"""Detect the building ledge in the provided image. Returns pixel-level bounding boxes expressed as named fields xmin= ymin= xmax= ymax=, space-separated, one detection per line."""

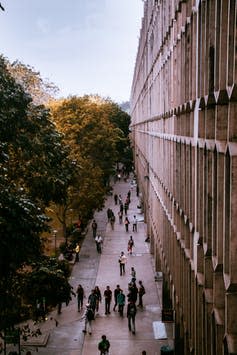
xmin=196 ymin=272 xmax=204 ymax=286
xmin=204 ymin=288 xmax=213 ymax=303
xmin=213 ymin=307 xmax=224 ymax=325
xmin=225 ymin=333 xmax=237 ymax=354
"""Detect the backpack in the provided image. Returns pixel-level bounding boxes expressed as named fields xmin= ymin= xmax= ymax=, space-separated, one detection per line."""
xmin=98 ymin=339 xmax=110 ymax=351
xmin=86 ymin=308 xmax=94 ymax=321
xmin=129 ymin=304 xmax=136 ymax=315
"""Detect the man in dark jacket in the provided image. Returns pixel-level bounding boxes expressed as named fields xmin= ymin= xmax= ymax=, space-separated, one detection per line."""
xmin=127 ymin=300 xmax=137 ymax=334
xmin=104 ymin=286 xmax=112 ymax=315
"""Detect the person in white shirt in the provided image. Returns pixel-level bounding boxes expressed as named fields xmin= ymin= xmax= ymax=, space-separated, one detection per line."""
xmin=132 ymin=215 xmax=138 ymax=232
xmin=118 ymin=251 xmax=127 ymax=276
xmin=95 ymin=235 xmax=103 ymax=253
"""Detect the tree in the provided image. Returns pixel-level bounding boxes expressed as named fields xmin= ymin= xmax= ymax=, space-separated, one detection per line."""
xmin=1 ymin=56 xmax=73 ymax=208
xmin=103 ymin=100 xmax=133 ymax=172
xmin=24 ymin=257 xmax=73 ymax=315
xmin=7 ymin=59 xmax=59 ymax=105
xmin=0 ymin=55 xmax=73 ymax=329
xmin=49 ymin=95 xmax=125 ymax=227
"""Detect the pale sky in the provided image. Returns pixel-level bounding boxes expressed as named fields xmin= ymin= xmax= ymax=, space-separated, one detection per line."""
xmin=0 ymin=0 xmax=144 ymax=103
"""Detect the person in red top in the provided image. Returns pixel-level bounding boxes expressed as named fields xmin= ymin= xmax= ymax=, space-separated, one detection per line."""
xmin=104 ymin=286 xmax=112 ymax=315
xmin=127 ymin=236 xmax=134 ymax=255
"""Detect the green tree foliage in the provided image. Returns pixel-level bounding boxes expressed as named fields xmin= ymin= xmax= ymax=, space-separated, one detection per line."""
xmin=102 ymin=100 xmax=133 ymax=171
xmin=0 ymin=55 xmax=73 ymax=329
xmin=0 ymin=54 xmax=133 ymax=329
xmin=24 ymin=258 xmax=73 ymax=312
xmin=49 ymin=95 xmax=128 ymax=225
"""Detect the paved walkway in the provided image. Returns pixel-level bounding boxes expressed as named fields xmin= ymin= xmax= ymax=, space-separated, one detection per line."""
xmin=17 ymin=177 xmax=173 ymax=355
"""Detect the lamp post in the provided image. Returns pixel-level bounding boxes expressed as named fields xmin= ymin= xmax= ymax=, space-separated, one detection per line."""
xmin=53 ymin=229 xmax=57 ymax=255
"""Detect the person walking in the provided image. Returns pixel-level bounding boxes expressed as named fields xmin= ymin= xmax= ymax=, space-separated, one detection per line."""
xmin=82 ymin=303 xmax=94 ymax=335
xmin=125 ymin=196 xmax=130 ymax=208
xmin=98 ymin=334 xmax=110 ymax=354
xmin=114 ymin=193 xmax=118 ymax=205
xmin=95 ymin=234 xmax=103 ymax=253
xmin=118 ymin=210 xmax=123 ymax=224
xmin=107 ymin=208 xmax=111 ymax=222
xmin=118 ymin=251 xmax=127 ymax=276
xmin=127 ymin=236 xmax=134 ymax=255
xmin=110 ymin=213 xmax=115 ymax=230
xmin=75 ymin=243 xmax=80 ymax=262
xmin=76 ymin=284 xmax=85 ymax=312
xmin=113 ymin=284 xmax=121 ymax=311
xmin=94 ymin=285 xmax=102 ymax=313
xmin=128 ymin=282 xmax=138 ymax=304
xmin=124 ymin=217 xmax=130 ymax=232
xmin=88 ymin=289 xmax=98 ymax=313
xmin=104 ymin=286 xmax=112 ymax=315
xmin=92 ymin=219 xmax=97 ymax=238
xmin=131 ymin=267 xmax=136 ymax=283
xmin=138 ymin=280 xmax=146 ymax=308
xmin=117 ymin=289 xmax=125 ymax=317
xmin=124 ymin=201 xmax=128 ymax=215
xmin=132 ymin=215 xmax=138 ymax=232
xmin=127 ymin=300 xmax=137 ymax=334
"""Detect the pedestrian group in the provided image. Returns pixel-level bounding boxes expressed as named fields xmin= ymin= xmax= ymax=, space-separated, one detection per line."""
xmin=77 ymin=180 xmax=146 ymax=353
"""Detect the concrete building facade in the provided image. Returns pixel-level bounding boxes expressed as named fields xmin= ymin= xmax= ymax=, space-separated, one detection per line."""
xmin=130 ymin=1 xmax=237 ymax=354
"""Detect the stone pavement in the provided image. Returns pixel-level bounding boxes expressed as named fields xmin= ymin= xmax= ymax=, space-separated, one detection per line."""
xmin=17 ymin=177 xmax=173 ymax=355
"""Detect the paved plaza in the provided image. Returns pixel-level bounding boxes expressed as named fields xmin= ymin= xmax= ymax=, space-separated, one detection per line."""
xmin=17 ymin=177 xmax=173 ymax=355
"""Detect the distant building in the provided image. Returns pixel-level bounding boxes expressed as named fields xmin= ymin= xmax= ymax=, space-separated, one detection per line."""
xmin=130 ymin=1 xmax=237 ymax=354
